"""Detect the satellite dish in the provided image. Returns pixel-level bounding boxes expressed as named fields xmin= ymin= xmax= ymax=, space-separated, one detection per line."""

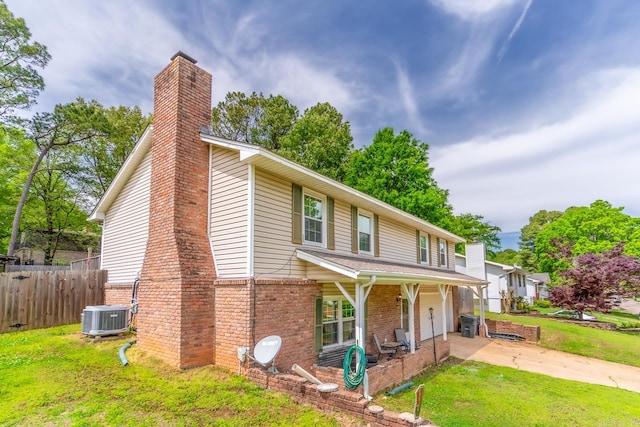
xmin=249 ymin=335 xmax=282 ymax=373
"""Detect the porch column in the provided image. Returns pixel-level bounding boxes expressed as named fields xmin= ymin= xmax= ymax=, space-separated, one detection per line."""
xmin=478 ymin=284 xmax=488 ymax=336
xmin=336 ymin=277 xmax=375 ymax=353
xmin=401 ymin=283 xmax=420 ymax=353
xmin=438 ymin=284 xmax=451 ymax=341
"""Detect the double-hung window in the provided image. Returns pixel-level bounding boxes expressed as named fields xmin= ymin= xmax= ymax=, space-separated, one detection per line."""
xmin=358 ymin=213 xmax=372 ymax=253
xmin=304 ymin=193 xmax=324 ymax=245
xmin=322 ymin=299 xmax=355 ymax=348
xmin=439 ymin=240 xmax=447 ymax=267
xmin=419 ymin=235 xmax=428 ymax=263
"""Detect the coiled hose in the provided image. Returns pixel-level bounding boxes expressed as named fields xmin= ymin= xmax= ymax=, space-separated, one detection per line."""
xmin=343 ymin=345 xmax=366 ymax=390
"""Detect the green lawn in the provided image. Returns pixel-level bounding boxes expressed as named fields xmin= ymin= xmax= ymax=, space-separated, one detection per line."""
xmin=0 ymin=325 xmax=347 ymax=426
xmin=485 ymin=311 xmax=640 ymax=367
xmin=376 ymin=358 xmax=640 ymax=427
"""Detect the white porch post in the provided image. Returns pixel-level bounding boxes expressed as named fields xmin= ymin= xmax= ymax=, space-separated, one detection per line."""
xmin=438 ymin=284 xmax=451 ymax=341
xmin=401 ymin=283 xmax=420 ymax=353
xmin=337 ymin=277 xmax=375 ymax=355
xmin=478 ymin=285 xmax=488 ymax=336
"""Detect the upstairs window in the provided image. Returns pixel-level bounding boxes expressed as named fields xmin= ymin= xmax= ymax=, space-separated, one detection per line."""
xmin=304 ymin=193 xmax=324 ymax=244
xmin=358 ymin=213 xmax=372 ymax=253
xmin=439 ymin=240 xmax=447 ymax=267
xmin=419 ymin=235 xmax=428 ymax=263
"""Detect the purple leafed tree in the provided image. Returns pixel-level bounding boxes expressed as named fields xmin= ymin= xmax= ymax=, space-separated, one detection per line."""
xmin=549 ymin=243 xmax=640 ymax=317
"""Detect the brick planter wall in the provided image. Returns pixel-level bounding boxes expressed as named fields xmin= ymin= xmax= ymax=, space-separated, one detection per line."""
xmin=485 ymin=319 xmax=540 ymax=342
xmin=247 ymin=369 xmax=436 ymax=426
xmin=313 ymin=336 xmax=449 ymax=396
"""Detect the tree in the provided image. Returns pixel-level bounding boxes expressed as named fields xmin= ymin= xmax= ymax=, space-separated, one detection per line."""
xmin=344 ymin=127 xmax=452 ymax=227
xmin=211 ymin=92 xmax=298 ymax=150
xmin=549 ymin=242 xmax=640 ymax=317
xmin=21 ymin=153 xmax=93 ymax=264
xmin=535 ymin=200 xmax=640 ymax=274
xmin=7 ymin=98 xmax=110 ymax=256
xmin=279 ymin=102 xmax=353 ymax=181
xmin=448 ymin=213 xmax=501 ymax=255
xmin=76 ymin=105 xmax=151 ymax=204
xmin=0 ymin=1 xmax=50 ymax=122
xmin=0 ymin=126 xmax=34 ymax=252
xmin=518 ymin=209 xmax=562 ymax=271
xmin=490 ymin=249 xmax=520 ymax=265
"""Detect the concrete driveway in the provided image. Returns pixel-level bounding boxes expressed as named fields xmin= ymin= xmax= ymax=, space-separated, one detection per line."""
xmin=448 ymin=333 xmax=640 ymax=393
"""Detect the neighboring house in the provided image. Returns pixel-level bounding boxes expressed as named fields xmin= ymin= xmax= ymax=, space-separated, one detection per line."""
xmin=456 ymin=251 xmax=532 ymax=313
xmin=13 ymin=230 xmax=100 ymax=266
xmin=529 ymin=272 xmax=551 ymax=300
xmin=89 ymin=52 xmax=487 ymax=392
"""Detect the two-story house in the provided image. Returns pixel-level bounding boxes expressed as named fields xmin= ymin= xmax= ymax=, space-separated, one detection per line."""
xmin=89 ymin=52 xmax=487 ymax=393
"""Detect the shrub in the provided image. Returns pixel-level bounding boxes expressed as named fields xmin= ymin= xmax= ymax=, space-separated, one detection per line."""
xmin=535 ymin=300 xmax=551 ymax=308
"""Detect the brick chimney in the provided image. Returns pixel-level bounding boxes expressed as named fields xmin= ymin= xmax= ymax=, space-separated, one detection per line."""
xmin=138 ymin=52 xmax=216 ymax=368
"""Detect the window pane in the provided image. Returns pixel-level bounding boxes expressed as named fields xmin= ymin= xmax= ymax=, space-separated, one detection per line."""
xmin=342 ymin=300 xmax=354 ymax=318
xmin=304 ymin=195 xmax=322 ymax=219
xmin=323 ymin=322 xmax=338 ymax=345
xmin=401 ymin=299 xmax=409 ymax=331
xmin=359 ymin=232 xmax=370 ymax=252
xmin=358 ymin=214 xmax=371 ymax=252
xmin=420 ymin=248 xmax=427 ymax=262
xmin=305 ymin=218 xmax=323 ymax=243
xmin=323 ymin=300 xmax=338 ymax=321
xmin=342 ymin=319 xmax=355 ymax=341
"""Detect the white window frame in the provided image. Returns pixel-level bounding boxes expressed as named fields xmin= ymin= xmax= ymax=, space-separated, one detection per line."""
xmin=322 ymin=297 xmax=356 ymax=350
xmin=439 ymin=240 xmax=447 ymax=267
xmin=419 ymin=234 xmax=428 ymax=264
xmin=302 ymin=190 xmax=326 ymax=247
xmin=357 ymin=209 xmax=374 ymax=254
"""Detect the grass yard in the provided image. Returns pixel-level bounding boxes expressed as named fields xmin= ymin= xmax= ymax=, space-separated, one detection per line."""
xmin=0 ymin=324 xmax=348 ymax=426
xmin=485 ymin=311 xmax=640 ymax=367
xmin=376 ymin=358 xmax=640 ymax=427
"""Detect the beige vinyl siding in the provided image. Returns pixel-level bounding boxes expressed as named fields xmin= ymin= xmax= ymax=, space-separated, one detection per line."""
xmin=210 ymin=147 xmax=249 ymax=277
xmin=322 ymin=282 xmax=356 ymax=297
xmin=333 ymin=200 xmax=352 ymax=253
xmin=377 ymin=217 xmax=416 ymax=263
xmin=101 ymin=149 xmax=152 ymax=284
xmin=254 ymin=170 xmax=306 ymax=277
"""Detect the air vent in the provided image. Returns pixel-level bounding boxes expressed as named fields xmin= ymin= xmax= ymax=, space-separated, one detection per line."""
xmin=81 ymin=305 xmax=129 ymax=336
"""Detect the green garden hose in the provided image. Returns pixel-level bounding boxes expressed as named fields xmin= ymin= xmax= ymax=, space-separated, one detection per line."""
xmin=343 ymin=345 xmax=366 ymax=390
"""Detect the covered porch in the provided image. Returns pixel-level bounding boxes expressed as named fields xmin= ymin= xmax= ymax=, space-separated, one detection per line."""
xmin=297 ymin=249 xmax=488 ymax=394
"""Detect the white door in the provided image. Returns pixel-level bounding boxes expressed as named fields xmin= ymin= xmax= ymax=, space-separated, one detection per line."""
xmin=419 ymin=292 xmax=453 ymax=340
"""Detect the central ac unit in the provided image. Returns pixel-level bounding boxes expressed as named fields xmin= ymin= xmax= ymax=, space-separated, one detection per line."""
xmin=81 ymin=305 xmax=129 ymax=336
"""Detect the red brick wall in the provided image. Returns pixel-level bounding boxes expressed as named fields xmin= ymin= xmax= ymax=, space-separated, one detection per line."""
xmin=138 ymin=53 xmax=216 ymax=368
xmin=247 ymin=369 xmax=435 ymax=426
xmin=213 ymin=279 xmax=253 ymax=370
xmin=215 ymin=278 xmax=322 ymax=374
xmin=104 ymin=284 xmax=131 ymax=306
xmin=485 ymin=319 xmax=540 ymax=342
xmin=252 ymin=279 xmax=321 ymax=373
xmin=367 ymin=286 xmax=421 ymax=353
xmin=314 ymin=336 xmax=449 ymax=395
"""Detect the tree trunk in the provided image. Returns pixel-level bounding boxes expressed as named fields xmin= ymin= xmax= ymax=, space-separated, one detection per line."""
xmin=7 ymin=146 xmax=50 ymax=256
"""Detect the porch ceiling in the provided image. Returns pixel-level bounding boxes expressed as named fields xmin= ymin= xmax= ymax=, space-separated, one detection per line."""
xmin=297 ymin=249 xmax=489 ymax=286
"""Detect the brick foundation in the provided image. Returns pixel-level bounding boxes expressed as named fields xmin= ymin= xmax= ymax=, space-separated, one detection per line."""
xmin=247 ymin=369 xmax=436 ymax=426
xmin=485 ymin=319 xmax=540 ymax=342
xmin=104 ymin=284 xmax=132 ymax=306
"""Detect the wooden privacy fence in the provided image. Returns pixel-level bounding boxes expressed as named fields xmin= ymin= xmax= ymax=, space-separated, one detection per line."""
xmin=0 ymin=270 xmax=106 ymax=334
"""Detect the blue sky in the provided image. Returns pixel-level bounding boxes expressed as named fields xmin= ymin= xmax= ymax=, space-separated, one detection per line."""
xmin=6 ymin=0 xmax=640 ymax=243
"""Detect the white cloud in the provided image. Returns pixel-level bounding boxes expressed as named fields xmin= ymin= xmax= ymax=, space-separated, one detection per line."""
xmin=429 ymin=0 xmax=522 ymax=22
xmin=432 ymin=67 xmax=640 ymax=231
xmin=393 ymin=60 xmax=427 ymax=135
xmin=6 ymin=0 xmax=189 ymax=113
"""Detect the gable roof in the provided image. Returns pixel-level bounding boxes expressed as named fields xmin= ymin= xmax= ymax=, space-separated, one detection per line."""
xmin=90 ymin=127 xmax=465 ymax=243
